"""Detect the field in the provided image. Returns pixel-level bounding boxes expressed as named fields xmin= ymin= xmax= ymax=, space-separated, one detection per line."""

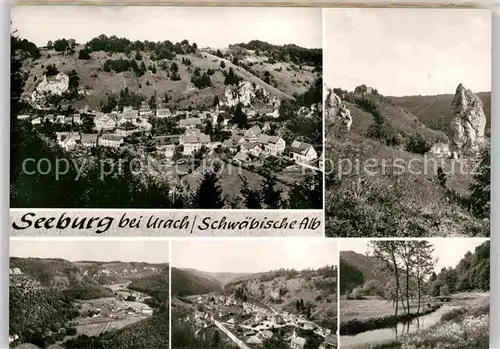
xmin=74 ymin=297 xmax=153 ymax=336
xmin=340 ymin=297 xmax=429 ymax=323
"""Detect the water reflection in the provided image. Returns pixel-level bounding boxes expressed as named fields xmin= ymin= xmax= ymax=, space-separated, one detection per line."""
xmin=340 ymin=305 xmax=460 ymax=348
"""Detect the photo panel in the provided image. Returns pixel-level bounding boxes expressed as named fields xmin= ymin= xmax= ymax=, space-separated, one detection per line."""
xmin=338 ymin=238 xmax=490 ymax=349
xmin=171 ymin=239 xmax=339 ymax=348
xmin=9 ymin=238 xmax=170 ymax=349
xmin=10 ymin=5 xmax=323 ymax=211
xmin=323 ymin=8 xmax=491 ymax=237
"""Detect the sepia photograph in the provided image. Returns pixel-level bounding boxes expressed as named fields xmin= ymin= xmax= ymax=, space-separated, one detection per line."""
xmin=323 ymin=8 xmax=491 ymax=237
xmin=339 ymin=238 xmax=490 ymax=349
xmin=171 ymin=239 xmax=338 ymax=349
xmin=10 ymin=6 xmax=323 ymax=210
xmin=9 ymin=238 xmax=170 ymax=349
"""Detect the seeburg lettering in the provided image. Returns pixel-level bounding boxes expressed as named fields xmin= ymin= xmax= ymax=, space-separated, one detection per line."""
xmin=11 ymin=212 xmax=114 ymax=234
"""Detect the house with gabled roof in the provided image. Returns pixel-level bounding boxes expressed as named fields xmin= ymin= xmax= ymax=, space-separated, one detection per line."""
xmin=94 ymin=114 xmax=116 ymax=131
xmin=59 ymin=133 xmax=81 ymax=152
xmin=98 ymin=134 xmax=124 ymax=148
xmin=179 ymin=129 xmax=211 ymax=155
xmin=233 ymin=151 xmax=251 ymax=164
xmin=244 ymin=125 xmax=262 ymax=142
xmin=156 ymin=108 xmax=172 ymax=118
xmin=240 ymin=142 xmax=262 ymax=157
xmin=290 ymin=140 xmax=318 ymax=164
xmin=257 ymin=134 xmax=286 ymax=157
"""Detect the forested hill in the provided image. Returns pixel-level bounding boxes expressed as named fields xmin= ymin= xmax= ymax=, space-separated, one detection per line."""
xmin=430 ymin=240 xmax=490 ymax=294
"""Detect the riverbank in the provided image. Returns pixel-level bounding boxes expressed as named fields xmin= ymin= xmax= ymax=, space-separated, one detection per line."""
xmin=340 ymin=304 xmax=442 ymax=335
xmin=373 ymin=294 xmax=489 ymax=349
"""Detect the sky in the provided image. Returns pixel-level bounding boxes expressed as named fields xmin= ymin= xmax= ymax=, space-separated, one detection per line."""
xmin=172 ymin=239 xmax=338 ymax=273
xmin=10 ymin=239 xmax=170 ymax=263
xmin=340 ymin=238 xmax=488 ymax=273
xmin=11 ymin=6 xmax=322 ymax=49
xmin=324 ymin=8 xmax=491 ymax=96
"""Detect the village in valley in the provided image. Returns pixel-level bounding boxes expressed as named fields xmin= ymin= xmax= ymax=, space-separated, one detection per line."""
xmin=171 ymin=240 xmax=338 ymax=349
xmin=11 ymin=7 xmax=323 ymax=209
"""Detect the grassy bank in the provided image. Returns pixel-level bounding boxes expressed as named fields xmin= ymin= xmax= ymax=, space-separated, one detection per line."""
xmin=340 ymin=304 xmax=442 ymax=336
xmin=373 ymin=296 xmax=489 ymax=349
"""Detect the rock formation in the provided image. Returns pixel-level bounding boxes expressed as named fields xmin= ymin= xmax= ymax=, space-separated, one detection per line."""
xmin=222 ymin=80 xmax=280 ymax=109
xmin=450 ymin=83 xmax=486 ymax=155
xmin=325 ymin=88 xmax=352 ymax=131
xmin=30 ymin=72 xmax=69 ymax=104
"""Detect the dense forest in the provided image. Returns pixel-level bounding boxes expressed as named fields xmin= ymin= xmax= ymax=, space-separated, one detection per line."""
xmin=236 ymin=39 xmax=322 ymax=67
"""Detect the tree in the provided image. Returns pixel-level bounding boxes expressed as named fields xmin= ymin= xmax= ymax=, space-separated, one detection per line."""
xmin=260 ymin=173 xmax=283 ymax=209
xmin=437 ymin=166 xmax=447 ymax=188
xmin=170 ymin=61 xmax=179 ymax=73
xmin=47 ymin=40 xmax=53 ymax=49
xmin=240 ymin=176 xmax=262 ymax=209
xmin=224 ymin=67 xmax=240 ymax=86
xmin=149 ymin=95 xmax=157 ymax=110
xmin=220 ymin=60 xmax=226 ymax=69
xmin=232 ymin=103 xmax=247 ymax=128
xmin=216 ymin=49 xmax=223 ymax=58
xmin=213 ymin=95 xmax=220 ymax=107
xmin=469 ymin=146 xmax=490 ymax=219
xmin=78 ymin=49 xmax=91 ymax=60
xmin=191 ymin=165 xmax=225 ymax=208
xmin=372 ymin=241 xmax=404 ymax=315
xmin=411 ymin=240 xmax=436 ymax=313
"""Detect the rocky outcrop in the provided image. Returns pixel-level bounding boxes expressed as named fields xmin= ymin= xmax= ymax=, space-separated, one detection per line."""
xmin=31 ymin=72 xmax=69 ymax=104
xmin=222 ymin=80 xmax=280 ymax=108
xmin=450 ymin=83 xmax=486 ymax=155
xmin=325 ymin=88 xmax=352 ymax=131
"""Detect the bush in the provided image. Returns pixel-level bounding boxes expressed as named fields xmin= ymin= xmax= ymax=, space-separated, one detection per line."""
xmin=66 ymin=327 xmax=77 ymax=335
xmin=78 ymin=49 xmax=91 ymax=60
xmin=406 ymin=133 xmax=431 ymax=154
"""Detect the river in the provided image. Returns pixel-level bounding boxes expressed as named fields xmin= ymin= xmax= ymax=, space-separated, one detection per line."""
xmin=340 ymin=304 xmax=461 ymax=348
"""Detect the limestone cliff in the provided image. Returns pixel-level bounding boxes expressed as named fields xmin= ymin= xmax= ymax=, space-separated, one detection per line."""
xmin=450 ymin=83 xmax=487 ymax=155
xmin=325 ymin=88 xmax=352 ymax=131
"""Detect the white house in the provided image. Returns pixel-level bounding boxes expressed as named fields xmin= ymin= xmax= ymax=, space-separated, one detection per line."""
xmin=139 ymin=106 xmax=154 ymax=117
xmin=180 ymin=129 xmax=211 ymax=155
xmin=94 ymin=115 xmax=117 ymax=131
xmin=59 ymin=133 xmax=81 ymax=152
xmin=31 ymin=117 xmax=42 ymax=125
xmin=17 ymin=114 xmax=30 ymax=120
xmin=98 ymin=134 xmax=124 ymax=148
xmin=164 ymin=144 xmax=176 ymax=159
xmin=156 ymin=108 xmax=172 ymax=118
xmin=258 ymin=134 xmax=286 ymax=156
xmin=290 ymin=331 xmax=306 ymax=349
xmin=290 ymin=140 xmax=318 ymax=163
xmin=73 ymin=114 xmax=82 ymax=124
xmin=428 ymin=142 xmax=451 ymax=158
xmin=55 ymin=114 xmax=66 ymax=123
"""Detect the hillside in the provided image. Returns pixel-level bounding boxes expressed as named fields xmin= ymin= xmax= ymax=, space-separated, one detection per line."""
xmin=180 ymin=268 xmax=250 ymax=287
xmin=325 ymin=87 xmax=490 ymax=237
xmin=171 ymin=267 xmax=223 ymax=297
xmin=20 ymin=36 xmax=319 ymax=111
xmin=340 ymin=251 xmax=387 ymax=286
xmin=388 ymin=92 xmax=491 ymax=135
xmin=225 ymin=266 xmax=338 ymax=329
xmin=10 ymin=257 xmax=113 ymax=299
xmin=74 ymin=261 xmax=169 ymax=285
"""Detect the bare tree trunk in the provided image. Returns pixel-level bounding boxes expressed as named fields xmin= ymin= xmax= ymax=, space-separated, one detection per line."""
xmin=391 ymin=252 xmax=402 ymax=316
xmin=417 ymin=276 xmax=421 ymax=314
